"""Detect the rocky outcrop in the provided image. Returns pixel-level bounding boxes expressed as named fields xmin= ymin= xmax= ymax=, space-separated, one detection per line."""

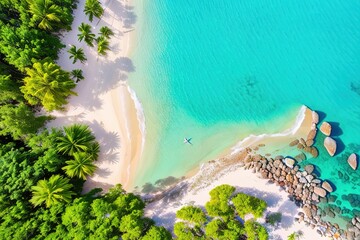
xmin=324 ymin=137 xmax=337 ymax=156
xmin=289 ymin=139 xmax=299 ymax=147
xmin=307 ymin=129 xmax=317 ymax=140
xmin=321 ymin=181 xmax=333 ymax=193
xmin=304 ymin=165 xmax=314 ymax=174
xmin=348 ymin=153 xmax=358 ymax=170
xmin=314 ymin=187 xmax=327 ymax=197
xmin=320 ymin=122 xmax=332 ymax=136
xmin=285 ymin=158 xmax=295 ymax=168
xmin=312 ymin=111 xmax=319 ymax=124
xmin=306 ymin=139 xmax=314 ymax=147
xmin=310 ymin=147 xmax=319 ymax=158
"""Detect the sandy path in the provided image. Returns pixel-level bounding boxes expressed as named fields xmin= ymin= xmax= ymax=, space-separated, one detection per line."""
xmin=47 ymin=0 xmax=142 ymax=191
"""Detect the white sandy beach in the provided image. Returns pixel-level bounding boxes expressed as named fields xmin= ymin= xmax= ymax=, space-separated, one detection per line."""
xmin=47 ymin=0 xmax=143 ymax=191
xmin=145 ymin=107 xmax=328 ymax=239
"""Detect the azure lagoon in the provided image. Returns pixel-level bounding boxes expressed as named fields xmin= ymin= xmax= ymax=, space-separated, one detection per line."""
xmin=129 ymin=0 xmax=360 ymax=222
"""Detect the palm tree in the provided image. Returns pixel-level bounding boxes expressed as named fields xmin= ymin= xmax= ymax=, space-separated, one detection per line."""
xmin=57 ymin=124 xmax=96 ymax=156
xmin=84 ymin=0 xmax=104 ymax=22
xmin=97 ymin=36 xmax=110 ymax=56
xmin=68 ymin=45 xmax=87 ymax=64
xmin=30 ymin=175 xmax=75 ymax=208
xmin=87 ymin=142 xmax=100 ymax=160
xmin=20 ymin=59 xmax=76 ymax=111
xmin=99 ymin=26 xmax=114 ymax=39
xmin=28 ymin=0 xmax=61 ymax=30
xmin=62 ymin=152 xmax=97 ymax=180
xmin=70 ymin=69 xmax=84 ymax=83
xmin=78 ymin=23 xmax=96 ymax=47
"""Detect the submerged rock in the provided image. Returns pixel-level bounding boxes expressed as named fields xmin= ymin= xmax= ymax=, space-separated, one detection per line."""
xmin=314 ymin=187 xmax=327 ymax=197
xmin=324 ymin=137 xmax=337 ymax=156
xmin=320 ymin=121 xmax=332 ymax=136
xmin=312 ymin=111 xmax=319 ymax=124
xmin=310 ymin=146 xmax=319 ymax=158
xmin=306 ymin=139 xmax=314 ymax=147
xmin=284 ymin=158 xmax=296 ymax=168
xmin=348 ymin=153 xmax=358 ymax=170
xmin=289 ymin=139 xmax=299 ymax=147
xmin=295 ymin=153 xmax=306 ymax=162
xmin=322 ymin=181 xmax=333 ymax=193
xmin=304 ymin=165 xmax=314 ymax=174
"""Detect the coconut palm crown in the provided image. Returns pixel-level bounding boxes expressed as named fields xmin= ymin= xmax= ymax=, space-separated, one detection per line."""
xmin=84 ymin=0 xmax=104 ymax=22
xmin=78 ymin=23 xmax=96 ymax=47
xmin=28 ymin=0 xmax=62 ymax=30
xmin=30 ymin=175 xmax=75 ymax=208
xmin=62 ymin=152 xmax=97 ymax=180
xmin=57 ymin=124 xmax=97 ymax=156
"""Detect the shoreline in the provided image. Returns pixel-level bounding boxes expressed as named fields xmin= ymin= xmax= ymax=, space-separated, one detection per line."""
xmin=47 ymin=0 xmax=144 ymax=191
xmin=143 ymin=106 xmax=328 ymax=239
xmin=181 ymin=105 xmax=312 ymax=185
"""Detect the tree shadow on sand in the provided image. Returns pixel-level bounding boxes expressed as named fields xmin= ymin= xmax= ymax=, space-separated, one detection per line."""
xmin=87 ymin=120 xmax=121 ymax=164
xmin=95 ymin=167 xmax=112 ymax=178
xmin=108 ymin=0 xmax=137 ymax=29
xmin=82 ymin=179 xmax=114 ymax=194
xmin=277 ymin=200 xmax=297 ymax=229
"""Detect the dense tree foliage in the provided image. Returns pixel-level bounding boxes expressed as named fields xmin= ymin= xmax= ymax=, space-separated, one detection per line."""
xmin=205 ymin=184 xmax=235 ymax=220
xmin=232 ymin=192 xmax=267 ymax=219
xmin=244 ymin=220 xmax=269 ymax=240
xmin=0 ymin=103 xmax=48 ymax=139
xmin=174 ymin=184 xmax=269 ymax=240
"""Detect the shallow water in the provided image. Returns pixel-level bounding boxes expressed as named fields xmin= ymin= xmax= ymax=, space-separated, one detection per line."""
xmin=129 ymin=0 xmax=360 ymax=220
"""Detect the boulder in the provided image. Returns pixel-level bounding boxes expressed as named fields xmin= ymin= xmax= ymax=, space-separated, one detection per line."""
xmin=306 ymin=139 xmax=314 ymax=147
xmin=324 ymin=137 xmax=337 ymax=156
xmin=310 ymin=146 xmax=319 ymax=158
xmin=307 ymin=129 xmax=317 ymax=140
xmin=314 ymin=187 xmax=327 ymax=197
xmin=284 ymin=158 xmax=296 ymax=168
xmin=289 ymin=139 xmax=299 ymax=147
xmin=294 ymin=153 xmax=306 ymax=162
xmin=312 ymin=111 xmax=319 ymax=124
xmin=305 ymin=175 xmax=314 ymax=183
xmin=303 ymin=206 xmax=312 ymax=218
xmin=320 ymin=121 xmax=332 ymax=136
xmin=321 ymin=181 xmax=333 ymax=193
xmin=348 ymin=153 xmax=358 ymax=170
xmin=304 ymin=165 xmax=314 ymax=174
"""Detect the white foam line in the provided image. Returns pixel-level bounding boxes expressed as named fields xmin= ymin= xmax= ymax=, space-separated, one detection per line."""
xmin=127 ymin=85 xmax=146 ymax=153
xmin=231 ymin=105 xmax=306 ymax=154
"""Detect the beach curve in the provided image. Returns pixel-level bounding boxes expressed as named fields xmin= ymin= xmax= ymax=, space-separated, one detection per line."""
xmin=47 ymin=0 xmax=144 ymax=191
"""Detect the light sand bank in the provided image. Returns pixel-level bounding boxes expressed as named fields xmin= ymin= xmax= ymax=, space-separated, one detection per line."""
xmin=47 ymin=0 xmax=143 ymax=191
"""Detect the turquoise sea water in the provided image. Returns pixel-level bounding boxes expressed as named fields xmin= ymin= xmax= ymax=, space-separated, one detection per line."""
xmin=129 ymin=0 xmax=360 ymax=222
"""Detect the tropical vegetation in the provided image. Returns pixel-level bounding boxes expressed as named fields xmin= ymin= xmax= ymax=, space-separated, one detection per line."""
xmin=84 ymin=0 xmax=104 ymax=22
xmin=174 ymin=184 xmax=270 ymax=240
xmin=78 ymin=22 xmax=96 ymax=47
xmin=68 ymin=45 xmax=87 ymax=64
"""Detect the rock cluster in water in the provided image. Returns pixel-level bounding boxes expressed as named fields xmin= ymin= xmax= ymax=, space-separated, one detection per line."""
xmin=241 ymin=153 xmax=360 ymax=239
